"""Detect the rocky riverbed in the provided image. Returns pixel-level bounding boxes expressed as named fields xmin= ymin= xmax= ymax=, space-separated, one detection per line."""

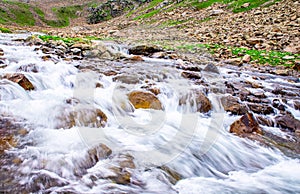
xmin=0 ymin=31 xmax=299 ymax=193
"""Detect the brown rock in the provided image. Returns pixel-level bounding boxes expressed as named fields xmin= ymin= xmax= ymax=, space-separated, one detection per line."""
xmin=128 ymin=45 xmax=163 ymax=56
xmin=247 ymin=103 xmax=274 ymax=114
xmin=284 ymin=46 xmax=300 ymax=54
xmin=17 ymin=64 xmax=39 ymax=73
xmin=0 ymin=135 xmax=17 ymax=154
xmin=128 ymin=91 xmax=163 ymax=110
xmin=256 ymin=116 xmax=274 ymax=127
xmin=0 ymin=48 xmax=4 ymax=56
xmin=181 ymin=71 xmax=201 ymax=79
xmin=246 ymin=38 xmax=264 ymax=45
xmin=4 ymin=73 xmax=34 ymax=90
xmin=293 ymin=100 xmax=300 ymax=110
xmin=242 ymin=54 xmax=251 ymax=63
xmin=108 ymin=167 xmax=131 ymax=185
xmin=275 ymin=112 xmax=300 ymax=132
xmin=56 ymin=107 xmax=107 ymax=129
xmin=180 ymin=90 xmax=212 ymax=113
xmin=221 ymin=95 xmax=248 ymax=115
xmin=129 ymin=55 xmax=144 ymax=61
xmin=87 ymin=143 xmax=112 ymax=163
xmin=230 ymin=112 xmax=263 ymax=136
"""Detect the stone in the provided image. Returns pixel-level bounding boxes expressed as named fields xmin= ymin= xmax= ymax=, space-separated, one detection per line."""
xmin=203 ymin=64 xmax=219 ymax=74
xmin=129 ymin=55 xmax=144 ymax=61
xmin=128 ymin=91 xmax=163 ymax=110
xmin=229 ymin=112 xmax=263 ymax=136
xmin=241 ymin=3 xmax=250 ymax=8
xmin=128 ymin=45 xmax=163 ymax=56
xmin=293 ymin=100 xmax=300 ymax=110
xmin=284 ymin=46 xmax=300 ymax=54
xmin=56 ymin=106 xmax=107 ymax=129
xmin=181 ymin=71 xmax=201 ymax=79
xmin=4 ymin=73 xmax=34 ymax=90
xmin=247 ymin=103 xmax=274 ymax=114
xmin=151 ymin=52 xmax=166 ymax=58
xmin=87 ymin=143 xmax=112 ymax=164
xmin=70 ymin=48 xmax=81 ymax=55
xmin=242 ymin=54 xmax=251 ymax=63
xmin=282 ymin=55 xmax=295 ymax=60
xmin=0 ymin=48 xmax=3 ymax=56
xmin=273 ymin=69 xmax=289 ymax=76
xmin=225 ymin=58 xmax=242 ymax=66
xmin=17 ymin=64 xmax=39 ymax=73
xmin=256 ymin=116 xmax=274 ymax=127
xmin=179 ymin=90 xmax=212 ymax=113
xmin=210 ymin=9 xmax=224 ymax=16
xmin=221 ymin=95 xmax=248 ymax=115
xmin=246 ymin=38 xmax=264 ymax=45
xmin=275 ymin=112 xmax=300 ymax=132
xmin=71 ymin=43 xmax=91 ymax=50
xmin=113 ymin=75 xmax=140 ymax=84
xmin=108 ymin=167 xmax=131 ymax=185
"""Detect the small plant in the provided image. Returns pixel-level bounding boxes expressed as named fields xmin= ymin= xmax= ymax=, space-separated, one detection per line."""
xmin=0 ymin=27 xmax=12 ymax=33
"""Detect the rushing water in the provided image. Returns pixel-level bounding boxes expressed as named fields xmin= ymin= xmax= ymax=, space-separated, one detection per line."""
xmin=0 ymin=33 xmax=299 ymax=193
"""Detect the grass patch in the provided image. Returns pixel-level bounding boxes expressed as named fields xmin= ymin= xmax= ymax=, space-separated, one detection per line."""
xmin=0 ymin=26 xmax=12 ymax=33
xmin=177 ymin=43 xmax=299 ymax=67
xmin=133 ymin=0 xmax=164 ymax=20
xmin=46 ymin=5 xmax=83 ymax=27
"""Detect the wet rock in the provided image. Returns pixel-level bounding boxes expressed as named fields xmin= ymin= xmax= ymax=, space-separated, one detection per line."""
xmin=203 ymin=64 xmax=219 ymax=74
xmin=293 ymin=100 xmax=300 ymax=110
xmin=220 ymin=95 xmax=248 ymax=115
xmin=159 ymin=165 xmax=182 ymax=184
xmin=0 ymin=48 xmax=4 ymax=56
xmin=70 ymin=48 xmax=81 ymax=55
xmin=179 ymin=90 xmax=212 ymax=113
xmin=113 ymin=75 xmax=140 ymax=84
xmin=88 ymin=143 xmax=112 ymax=164
xmin=17 ymin=64 xmax=39 ymax=73
xmin=3 ymin=73 xmax=34 ymax=90
xmin=246 ymin=38 xmax=264 ymax=45
xmin=273 ymin=69 xmax=290 ymax=76
xmin=128 ymin=91 xmax=163 ymax=110
xmin=151 ymin=51 xmax=166 ymax=58
xmin=181 ymin=71 xmax=201 ymax=79
xmin=128 ymin=45 xmax=163 ymax=56
xmin=0 ymin=135 xmax=16 ymax=154
xmin=247 ymin=103 xmax=274 ymax=114
xmin=230 ymin=112 xmax=263 ymax=136
xmin=108 ymin=167 xmax=131 ymax=185
xmin=56 ymin=106 xmax=107 ymax=129
xmin=257 ymin=115 xmax=274 ymax=127
xmin=272 ymin=99 xmax=286 ymax=111
xmin=128 ymin=55 xmax=144 ymax=61
xmin=103 ymin=70 xmax=118 ymax=76
xmin=275 ymin=112 xmax=300 ymax=132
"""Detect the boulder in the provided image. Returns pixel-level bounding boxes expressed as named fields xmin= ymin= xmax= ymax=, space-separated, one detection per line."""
xmin=275 ymin=112 xmax=300 ymax=132
xmin=220 ymin=95 xmax=248 ymax=115
xmin=179 ymin=90 xmax=212 ymax=113
xmin=203 ymin=64 xmax=219 ymax=74
xmin=181 ymin=71 xmax=201 ymax=79
xmin=230 ymin=112 xmax=263 ymax=136
xmin=128 ymin=45 xmax=163 ymax=56
xmin=128 ymin=91 xmax=162 ymax=110
xmin=87 ymin=143 xmax=112 ymax=164
xmin=3 ymin=73 xmax=34 ymax=90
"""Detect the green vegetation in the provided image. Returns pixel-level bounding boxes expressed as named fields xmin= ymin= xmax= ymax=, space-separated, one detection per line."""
xmin=0 ymin=26 xmax=12 ymax=33
xmin=0 ymin=0 xmax=35 ymax=26
xmin=177 ymin=43 xmax=299 ymax=67
xmin=133 ymin=0 xmax=164 ymax=20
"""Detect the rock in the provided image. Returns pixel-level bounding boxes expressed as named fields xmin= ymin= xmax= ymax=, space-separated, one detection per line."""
xmin=293 ymin=100 xmax=300 ymax=110
xmin=70 ymin=48 xmax=81 ymax=55
xmin=242 ymin=54 xmax=251 ymax=63
xmin=151 ymin=52 xmax=166 ymax=58
xmin=246 ymin=38 xmax=264 ymax=45
xmin=256 ymin=115 xmax=274 ymax=127
xmin=129 ymin=55 xmax=144 ymax=61
xmin=273 ymin=69 xmax=289 ymax=76
xmin=210 ymin=9 xmax=224 ymax=16
xmin=113 ymin=75 xmax=140 ymax=84
xmin=241 ymin=3 xmax=250 ymax=8
xmin=108 ymin=167 xmax=131 ymax=185
xmin=0 ymin=135 xmax=16 ymax=154
xmin=71 ymin=43 xmax=91 ymax=50
xmin=225 ymin=58 xmax=242 ymax=66
xmin=247 ymin=103 xmax=274 ymax=114
xmin=220 ymin=95 xmax=248 ymax=115
xmin=179 ymin=90 xmax=212 ymax=113
xmin=0 ymin=48 xmax=4 ymax=56
xmin=128 ymin=91 xmax=163 ymax=110
xmin=4 ymin=73 xmax=34 ymax=90
xmin=56 ymin=106 xmax=107 ymax=129
xmin=159 ymin=165 xmax=182 ymax=184
xmin=17 ymin=64 xmax=39 ymax=73
xmin=203 ymin=64 xmax=219 ymax=74
xmin=128 ymin=45 xmax=163 ymax=56
xmin=181 ymin=71 xmax=201 ymax=79
xmin=282 ymin=55 xmax=295 ymax=60
xmin=87 ymin=143 xmax=112 ymax=164
xmin=275 ymin=112 xmax=300 ymax=132
xmin=296 ymin=130 xmax=300 ymax=138
xmin=284 ymin=46 xmax=300 ymax=54
xmin=229 ymin=112 xmax=263 ymax=136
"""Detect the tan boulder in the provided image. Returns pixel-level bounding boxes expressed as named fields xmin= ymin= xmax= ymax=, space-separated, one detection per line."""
xmin=4 ymin=73 xmax=34 ymax=90
xmin=128 ymin=91 xmax=162 ymax=110
xmin=230 ymin=112 xmax=263 ymax=136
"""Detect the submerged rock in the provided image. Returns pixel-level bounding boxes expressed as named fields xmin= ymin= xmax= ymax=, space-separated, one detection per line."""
xmin=179 ymin=90 xmax=212 ymax=113
xmin=128 ymin=91 xmax=163 ymax=110
xmin=230 ymin=112 xmax=263 ymax=136
xmin=3 ymin=73 xmax=34 ymax=90
xmin=88 ymin=143 xmax=112 ymax=164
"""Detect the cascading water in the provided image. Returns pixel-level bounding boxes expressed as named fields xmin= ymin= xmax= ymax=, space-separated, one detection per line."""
xmin=0 ymin=32 xmax=299 ymax=193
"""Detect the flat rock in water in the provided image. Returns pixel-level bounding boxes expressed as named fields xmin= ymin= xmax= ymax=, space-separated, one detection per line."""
xmin=3 ymin=73 xmax=34 ymax=90
xmin=230 ymin=112 xmax=263 ymax=136
xmin=128 ymin=91 xmax=163 ymax=110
